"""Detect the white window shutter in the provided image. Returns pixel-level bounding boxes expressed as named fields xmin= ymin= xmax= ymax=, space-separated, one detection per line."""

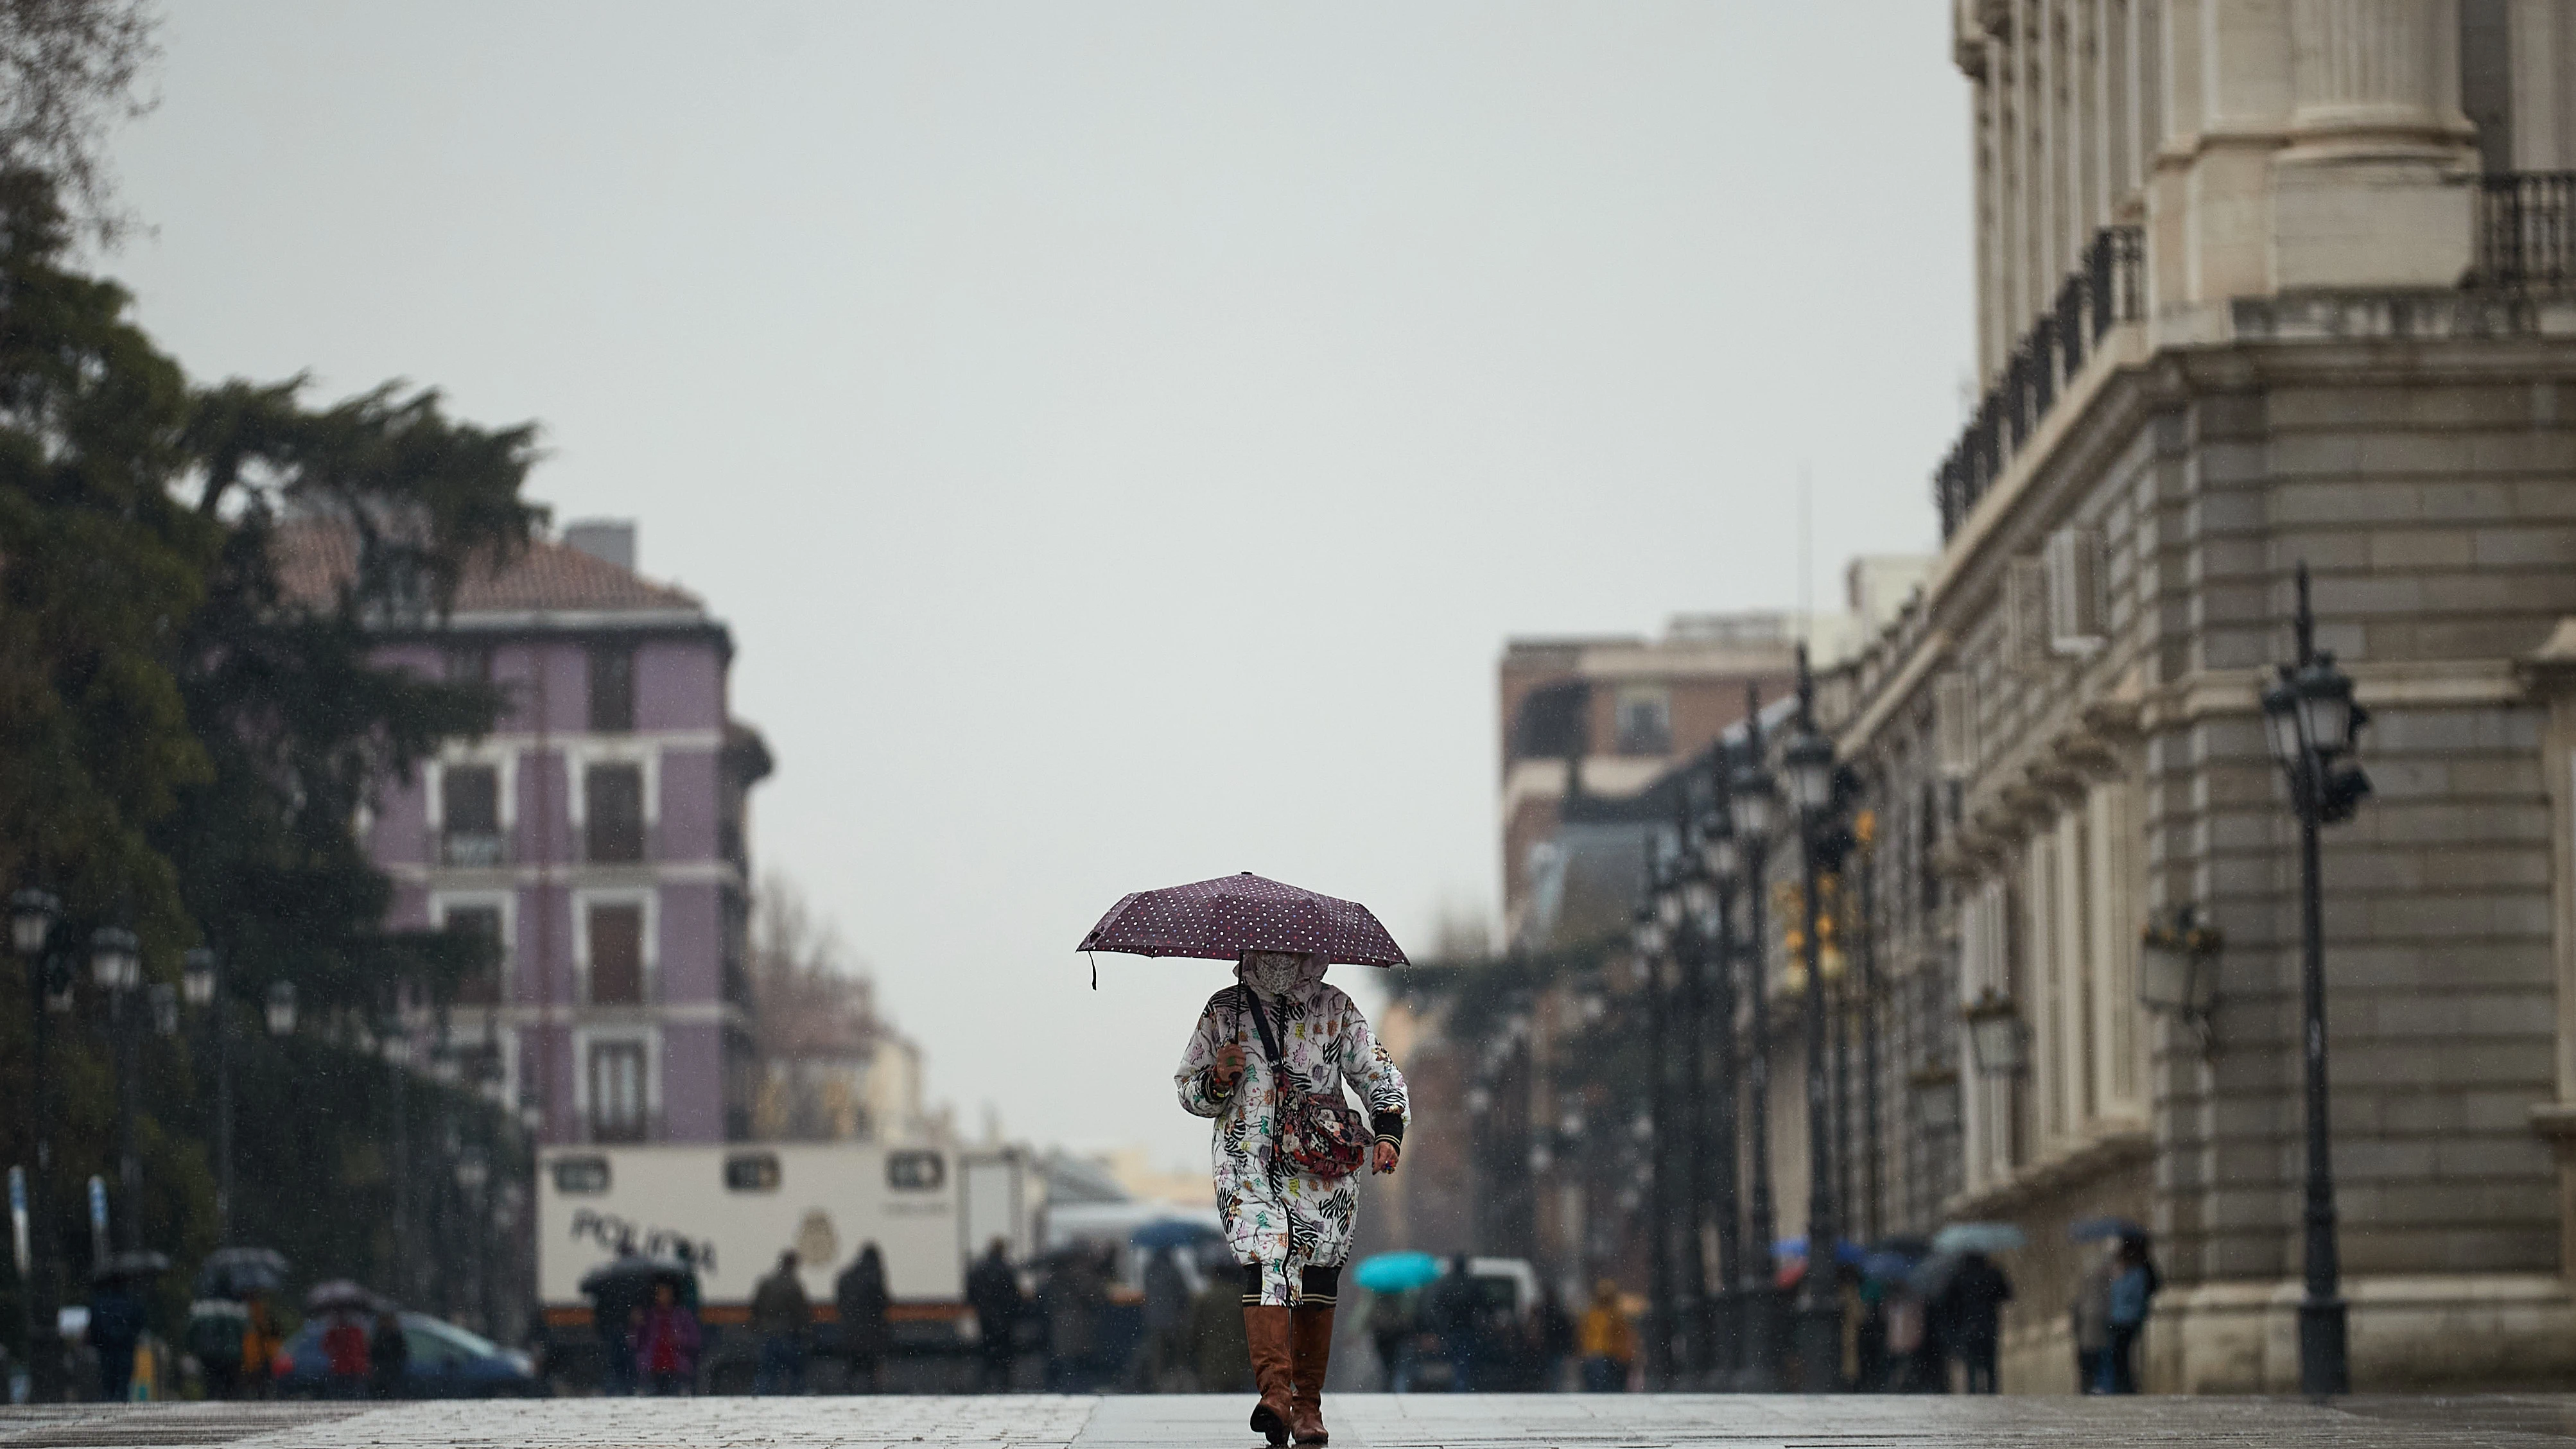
xmin=2045 ymin=526 xmax=2105 ymax=655
xmin=2005 ymin=555 xmax=2051 ymax=673
xmin=1934 ymin=672 xmax=1976 ymax=780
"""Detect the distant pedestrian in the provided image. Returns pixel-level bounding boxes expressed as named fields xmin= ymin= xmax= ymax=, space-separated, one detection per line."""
xmin=87 ymin=1280 xmax=144 ymax=1402
xmin=1187 ymin=1274 xmax=1252 ymax=1394
xmin=2071 ymin=1246 xmax=2113 ymax=1393
xmin=1176 ymin=948 xmax=1410 ymax=1445
xmin=320 ymin=1313 xmax=369 ymax=1400
xmin=632 ymin=1279 xmax=701 ymax=1396
xmin=751 ymin=1251 xmax=811 ymax=1396
xmin=1365 ymin=1290 xmax=1413 ymax=1392
xmin=1140 ymin=1246 xmax=1192 ymax=1391
xmin=240 ymin=1291 xmax=283 ymax=1399
xmin=1425 ymin=1256 xmax=1483 ymax=1392
xmin=835 ymin=1243 xmax=891 ymax=1394
xmin=1532 ymin=1285 xmax=1576 ymax=1393
xmin=367 ymin=1308 xmax=408 ymax=1400
xmin=1041 ymin=1251 xmax=1104 ymax=1391
xmin=2105 ymin=1235 xmax=2159 ymax=1394
xmin=965 ymin=1238 xmax=1022 ymax=1391
xmin=1576 ymin=1280 xmax=1635 ymax=1393
xmin=1938 ymin=1251 xmax=2012 ymax=1394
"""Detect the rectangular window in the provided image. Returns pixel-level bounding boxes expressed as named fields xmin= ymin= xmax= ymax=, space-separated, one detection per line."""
xmin=588 ymin=1043 xmax=648 ymax=1143
xmin=1611 ymin=686 xmax=1672 ymax=756
xmin=589 ymin=645 xmax=635 ymax=733
xmin=446 ymin=645 xmax=494 ymax=686
xmin=440 ymin=765 xmax=504 ymax=867
xmin=586 ymin=763 xmax=645 ymax=863
xmin=588 ymin=903 xmax=644 ymax=1005
xmin=446 ymin=905 xmax=504 ymax=1007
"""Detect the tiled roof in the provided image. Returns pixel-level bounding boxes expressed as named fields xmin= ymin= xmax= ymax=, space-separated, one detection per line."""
xmin=272 ymin=519 xmax=702 ymax=617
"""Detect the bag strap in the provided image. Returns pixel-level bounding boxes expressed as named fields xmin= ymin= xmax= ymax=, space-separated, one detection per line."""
xmin=1240 ymin=984 xmax=1286 ymax=1069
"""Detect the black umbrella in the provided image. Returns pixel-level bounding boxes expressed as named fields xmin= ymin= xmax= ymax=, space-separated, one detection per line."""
xmin=305 ymin=1279 xmax=379 ymax=1315
xmin=579 ymin=1255 xmax=697 ymax=1312
xmin=195 ymin=1247 xmax=289 ymax=1300
xmin=91 ymin=1249 xmax=171 ymax=1286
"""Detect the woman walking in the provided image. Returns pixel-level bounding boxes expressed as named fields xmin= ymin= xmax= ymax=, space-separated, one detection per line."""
xmin=1176 ymin=949 xmax=1409 ymax=1446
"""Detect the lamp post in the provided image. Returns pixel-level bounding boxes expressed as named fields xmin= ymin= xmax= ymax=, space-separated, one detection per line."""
xmin=1853 ymin=810 xmax=1886 ymax=1245
xmin=1632 ymin=897 xmax=1675 ymax=1387
xmin=10 ymin=887 xmax=65 ymax=1401
xmin=1783 ymin=646 xmax=1843 ymax=1391
xmin=181 ymin=947 xmax=238 ymax=1243
xmin=2262 ymin=562 xmax=2369 ymax=1399
xmin=1728 ymin=688 xmax=1785 ymax=1391
xmin=1697 ymin=781 xmax=1745 ymax=1385
xmin=1667 ymin=809 xmax=1713 ymax=1385
xmin=88 ymin=926 xmax=143 ymax=1253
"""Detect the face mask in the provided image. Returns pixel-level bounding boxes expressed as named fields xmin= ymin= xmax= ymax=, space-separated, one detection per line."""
xmin=1237 ymin=951 xmax=1310 ymax=998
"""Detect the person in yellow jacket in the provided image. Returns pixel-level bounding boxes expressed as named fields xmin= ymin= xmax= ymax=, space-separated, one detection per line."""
xmin=239 ymin=1292 xmax=284 ymax=1400
xmin=1576 ymin=1280 xmax=1636 ymax=1393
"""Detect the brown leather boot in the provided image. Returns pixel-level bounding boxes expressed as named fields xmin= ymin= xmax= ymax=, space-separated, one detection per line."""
xmin=1288 ymin=1305 xmax=1334 ymax=1444
xmin=1244 ymin=1305 xmax=1295 ymax=1446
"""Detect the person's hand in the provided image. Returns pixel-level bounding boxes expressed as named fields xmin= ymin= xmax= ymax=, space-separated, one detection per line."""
xmin=1212 ymin=1043 xmax=1248 ymax=1091
xmin=1372 ymin=1140 xmax=1400 ymax=1175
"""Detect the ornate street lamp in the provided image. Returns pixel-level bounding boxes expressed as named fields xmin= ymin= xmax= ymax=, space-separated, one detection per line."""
xmin=1632 ymin=892 xmax=1676 ymax=1387
xmin=87 ymin=926 xmax=143 ymax=1251
xmin=1786 ymin=646 xmax=1843 ymax=1392
xmin=2261 ymin=562 xmax=2370 ymax=1398
xmin=180 ymin=948 xmax=217 ymax=1008
xmin=9 ymin=885 xmax=64 ymax=1400
xmin=1728 ymin=690 xmax=1786 ymax=1392
xmin=1963 ymin=989 xmax=2026 ymax=1078
xmin=10 ymin=889 xmax=59 ymax=959
xmin=265 ymin=980 xmax=299 ymax=1037
xmin=2139 ymin=906 xmax=2224 ymax=1056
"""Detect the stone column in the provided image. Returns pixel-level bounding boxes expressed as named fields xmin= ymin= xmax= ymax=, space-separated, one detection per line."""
xmin=2272 ymin=0 xmax=2478 ymax=287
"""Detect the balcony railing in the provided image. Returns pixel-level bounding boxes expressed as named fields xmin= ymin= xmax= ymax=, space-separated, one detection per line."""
xmin=2473 ymin=172 xmax=2576 ymax=291
xmin=1935 ymin=226 xmax=2145 ymax=541
xmin=437 ymin=829 xmax=509 ymax=869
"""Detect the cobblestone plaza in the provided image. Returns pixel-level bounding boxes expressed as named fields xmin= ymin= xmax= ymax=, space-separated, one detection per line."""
xmin=21 ymin=1397 xmax=2576 ymax=1449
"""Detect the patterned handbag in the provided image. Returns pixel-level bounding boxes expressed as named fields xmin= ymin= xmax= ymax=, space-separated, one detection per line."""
xmin=1240 ymin=986 xmax=1370 ymax=1180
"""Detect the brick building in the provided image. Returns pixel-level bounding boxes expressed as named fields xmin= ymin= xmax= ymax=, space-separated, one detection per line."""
xmin=285 ymin=518 xmax=772 ymax=1145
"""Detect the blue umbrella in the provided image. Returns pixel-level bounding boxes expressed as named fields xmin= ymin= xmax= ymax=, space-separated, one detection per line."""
xmin=1131 ymin=1219 xmax=1221 ymax=1252
xmin=2069 ymin=1217 xmax=2146 ymax=1244
xmin=1355 ymin=1251 xmax=1443 ymax=1294
xmin=1861 ymin=1250 xmax=1919 ymax=1285
xmin=1933 ymin=1222 xmax=2027 ymax=1254
xmin=1773 ymin=1237 xmax=1869 ymax=1265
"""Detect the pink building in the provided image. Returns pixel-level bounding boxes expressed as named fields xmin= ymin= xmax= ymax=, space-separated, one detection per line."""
xmin=284 ymin=519 xmax=772 ymax=1143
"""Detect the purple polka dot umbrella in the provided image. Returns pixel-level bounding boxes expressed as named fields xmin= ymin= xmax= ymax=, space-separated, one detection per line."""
xmin=1077 ymin=872 xmax=1409 ymax=968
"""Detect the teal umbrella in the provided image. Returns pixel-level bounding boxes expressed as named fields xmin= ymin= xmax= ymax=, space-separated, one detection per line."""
xmin=1355 ymin=1251 xmax=1443 ymax=1293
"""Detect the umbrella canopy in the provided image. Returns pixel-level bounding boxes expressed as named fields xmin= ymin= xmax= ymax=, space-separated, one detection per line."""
xmin=1861 ymin=1251 xmax=1920 ymax=1285
xmin=304 ymin=1279 xmax=378 ymax=1315
xmin=195 ymin=1247 xmax=288 ymax=1300
xmin=1907 ymin=1252 xmax=1962 ymax=1300
xmin=1130 ymin=1219 xmax=1223 ymax=1253
xmin=1933 ymin=1222 xmax=2028 ymax=1255
xmin=1354 ymin=1252 xmax=1444 ymax=1294
xmin=91 ymin=1250 xmax=170 ymax=1285
xmin=2069 ymin=1216 xmax=2146 ymax=1244
xmin=1077 ymin=872 xmax=1408 ymax=967
xmin=1772 ymin=1237 xmax=1868 ymax=1267
xmin=578 ymin=1254 xmax=699 ymax=1311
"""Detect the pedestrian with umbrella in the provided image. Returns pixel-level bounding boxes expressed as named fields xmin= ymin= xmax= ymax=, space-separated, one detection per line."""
xmin=1083 ymin=872 xmax=1412 ymax=1448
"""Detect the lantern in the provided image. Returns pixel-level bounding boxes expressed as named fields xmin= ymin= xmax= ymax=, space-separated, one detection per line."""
xmin=1963 ymin=991 xmax=2026 ymax=1077
xmin=1729 ymin=764 xmax=1776 ymax=838
xmin=2138 ymin=906 xmax=2221 ymax=1018
xmin=10 ymin=887 xmax=59 ymax=958
xmin=265 ymin=980 xmax=299 ymax=1036
xmin=1782 ymin=725 xmax=1836 ymax=815
xmin=89 ymin=926 xmax=139 ymax=992
xmin=182 ymin=948 xmax=218 ymax=1008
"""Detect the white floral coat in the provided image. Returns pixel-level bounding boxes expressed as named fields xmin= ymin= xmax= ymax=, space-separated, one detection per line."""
xmin=1175 ymin=975 xmax=1409 ymax=1306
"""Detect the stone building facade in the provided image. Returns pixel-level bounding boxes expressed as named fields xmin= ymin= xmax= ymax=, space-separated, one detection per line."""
xmin=1799 ymin=0 xmax=2576 ymax=1394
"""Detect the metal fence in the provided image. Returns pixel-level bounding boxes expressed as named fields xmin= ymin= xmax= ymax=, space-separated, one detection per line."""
xmin=1933 ymin=225 xmax=2144 ymax=542
xmin=2473 ymin=171 xmax=2576 ymax=291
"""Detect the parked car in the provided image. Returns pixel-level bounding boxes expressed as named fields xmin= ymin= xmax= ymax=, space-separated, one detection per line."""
xmin=275 ymin=1312 xmax=539 ymax=1398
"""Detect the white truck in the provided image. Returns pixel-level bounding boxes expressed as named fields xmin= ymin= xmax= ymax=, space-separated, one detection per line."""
xmin=535 ymin=1142 xmax=1041 ymax=1392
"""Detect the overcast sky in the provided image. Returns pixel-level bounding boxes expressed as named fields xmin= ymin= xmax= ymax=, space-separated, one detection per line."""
xmin=101 ymin=3 xmax=1973 ymax=1174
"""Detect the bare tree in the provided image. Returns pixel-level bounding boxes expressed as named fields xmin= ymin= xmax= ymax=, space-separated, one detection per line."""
xmin=1 ymin=0 xmax=159 ymax=242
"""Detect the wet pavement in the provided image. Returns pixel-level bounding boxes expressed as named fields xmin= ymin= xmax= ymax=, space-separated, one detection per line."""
xmin=12 ymin=1394 xmax=2576 ymax=1448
